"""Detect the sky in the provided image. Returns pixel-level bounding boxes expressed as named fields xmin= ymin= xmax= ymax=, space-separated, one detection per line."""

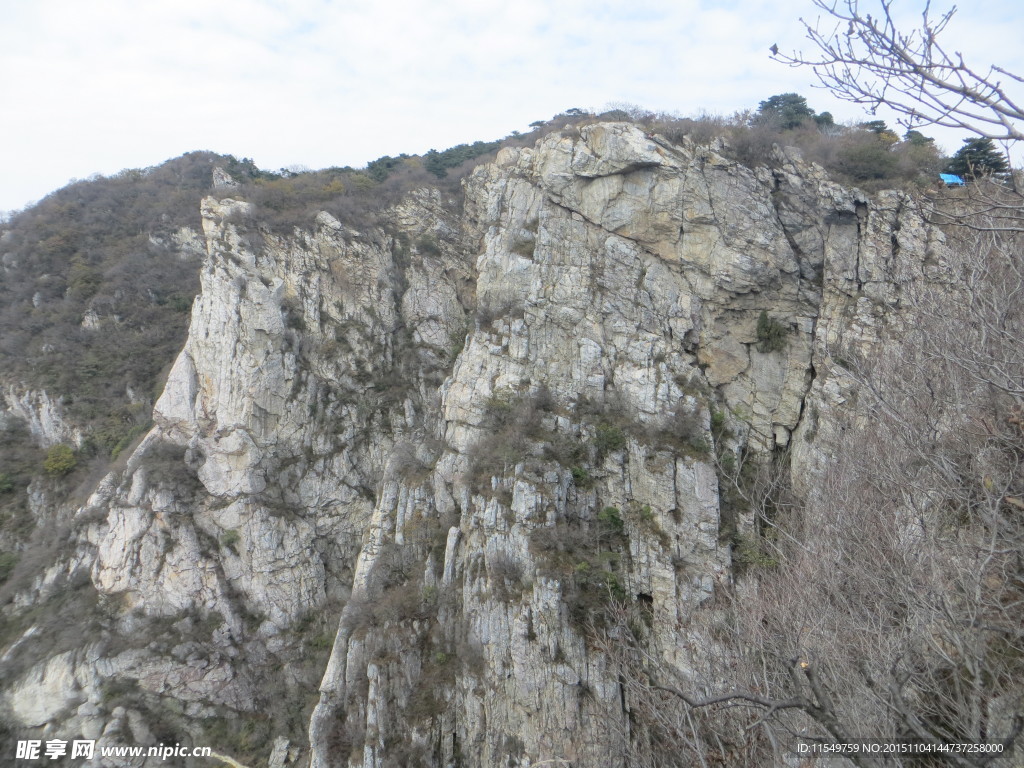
xmin=2 ymin=0 xmax=1022 ymax=213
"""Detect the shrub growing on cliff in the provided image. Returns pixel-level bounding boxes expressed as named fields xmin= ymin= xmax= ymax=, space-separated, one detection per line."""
xmin=220 ymin=529 xmax=241 ymax=554
xmin=0 ymin=552 xmax=17 ymax=584
xmin=489 ymin=552 xmax=527 ymax=602
xmin=755 ymin=311 xmax=789 ymax=353
xmin=650 ymin=404 xmax=711 ymax=458
xmin=467 ymin=388 xmax=555 ymax=494
xmin=594 ymin=424 xmax=627 ymax=458
xmin=531 ymin=506 xmax=631 ymax=631
xmin=42 ymin=444 xmax=77 ymax=476
xmin=598 ymin=506 xmax=625 ymax=538
xmin=139 ymin=440 xmax=203 ymax=493
xmin=475 ymin=292 xmax=525 ymax=328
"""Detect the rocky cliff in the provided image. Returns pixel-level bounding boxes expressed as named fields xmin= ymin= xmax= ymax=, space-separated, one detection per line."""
xmin=1 ymin=122 xmax=951 ymax=766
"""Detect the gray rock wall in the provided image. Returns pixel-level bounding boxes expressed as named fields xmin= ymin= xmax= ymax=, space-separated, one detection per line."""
xmin=1 ymin=123 xmax=939 ymax=768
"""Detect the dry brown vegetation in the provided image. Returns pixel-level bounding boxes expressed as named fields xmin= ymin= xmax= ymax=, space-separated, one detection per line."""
xmin=577 ymin=19 xmax=1024 ymax=751
xmin=586 ymin=166 xmax=1024 ymax=768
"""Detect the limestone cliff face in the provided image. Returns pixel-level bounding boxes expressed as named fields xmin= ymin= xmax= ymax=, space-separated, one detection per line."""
xmin=1 ymin=123 xmax=940 ymax=767
xmin=0 ymin=387 xmax=85 ymax=449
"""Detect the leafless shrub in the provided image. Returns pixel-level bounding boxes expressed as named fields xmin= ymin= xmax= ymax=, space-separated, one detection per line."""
xmin=475 ymin=292 xmax=526 ymax=328
xmin=373 ymin=542 xmax=419 ymax=590
xmin=466 ymin=388 xmax=557 ymax=494
xmin=488 ymin=551 xmax=525 ymax=602
xmin=725 ymin=122 xmax=786 ymax=169
xmin=139 ymin=439 xmax=203 ymax=492
xmin=776 ymin=0 xmax=1024 ymax=224
xmin=455 ymin=636 xmax=487 ymax=676
xmin=643 ymin=402 xmax=710 ymax=459
xmin=590 ymin=216 xmax=1024 ymax=765
xmin=589 ymin=599 xmax=778 ymax=768
xmin=774 ymin=1 xmax=1024 ymax=144
xmin=388 ymin=441 xmax=432 ymax=483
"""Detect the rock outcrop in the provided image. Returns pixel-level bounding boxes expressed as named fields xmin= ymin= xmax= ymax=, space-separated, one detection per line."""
xmin=1 ymin=123 xmax=942 ymax=767
xmin=1 ymin=387 xmax=85 ymax=449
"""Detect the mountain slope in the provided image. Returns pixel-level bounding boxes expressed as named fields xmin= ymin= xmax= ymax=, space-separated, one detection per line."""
xmin=2 ymin=122 xmax=1017 ymax=767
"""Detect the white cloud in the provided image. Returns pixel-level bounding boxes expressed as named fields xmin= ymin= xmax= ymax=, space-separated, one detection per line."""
xmin=2 ymin=0 xmax=1022 ymax=211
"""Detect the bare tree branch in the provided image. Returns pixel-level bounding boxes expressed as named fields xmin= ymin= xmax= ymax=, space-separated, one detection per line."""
xmin=773 ymin=0 xmax=1024 ymax=142
xmin=591 ymin=216 xmax=1024 ymax=766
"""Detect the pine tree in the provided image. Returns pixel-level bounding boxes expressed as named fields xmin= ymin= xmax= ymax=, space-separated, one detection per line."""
xmin=756 ymin=93 xmax=816 ymax=130
xmin=946 ymin=137 xmax=1009 ymax=179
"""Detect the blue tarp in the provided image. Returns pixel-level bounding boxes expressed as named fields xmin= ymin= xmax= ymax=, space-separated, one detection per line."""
xmin=940 ymin=173 xmax=966 ymax=186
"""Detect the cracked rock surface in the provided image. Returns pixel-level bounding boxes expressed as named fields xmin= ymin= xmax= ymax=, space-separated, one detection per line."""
xmin=1 ymin=123 xmax=941 ymax=768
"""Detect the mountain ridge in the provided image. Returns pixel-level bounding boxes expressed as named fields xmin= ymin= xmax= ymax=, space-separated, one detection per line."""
xmin=2 ymin=119 xmax=1017 ymax=767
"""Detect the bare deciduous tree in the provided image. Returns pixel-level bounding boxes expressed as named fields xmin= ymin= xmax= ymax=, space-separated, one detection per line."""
xmin=596 ymin=9 xmax=1024 ymax=761
xmin=773 ymin=0 xmax=1024 ymax=229
xmin=771 ymin=0 xmax=1024 ymax=143
xmin=593 ymin=217 xmax=1024 ymax=766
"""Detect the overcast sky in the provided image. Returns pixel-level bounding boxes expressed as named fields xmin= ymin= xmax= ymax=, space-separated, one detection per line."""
xmin=2 ymin=0 xmax=1022 ymax=213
